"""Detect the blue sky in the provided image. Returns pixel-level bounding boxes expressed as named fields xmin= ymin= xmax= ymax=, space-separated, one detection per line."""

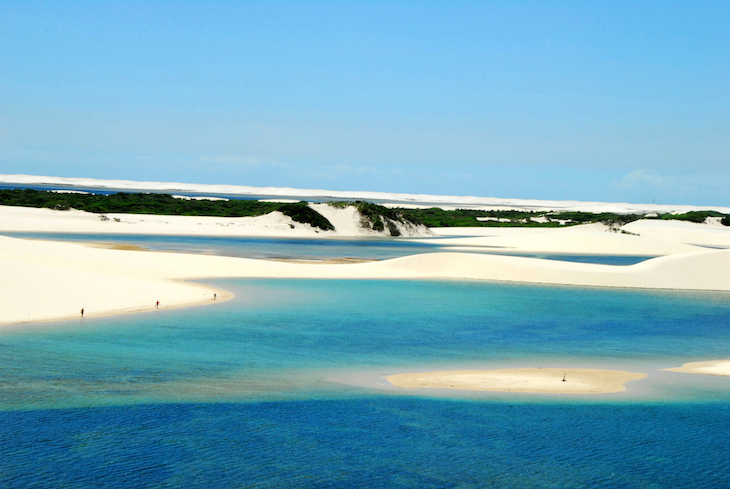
xmin=1 ymin=1 xmax=728 ymax=205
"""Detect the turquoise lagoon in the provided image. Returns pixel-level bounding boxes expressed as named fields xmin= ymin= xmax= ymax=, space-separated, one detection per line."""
xmin=2 ymin=246 xmax=730 ymax=486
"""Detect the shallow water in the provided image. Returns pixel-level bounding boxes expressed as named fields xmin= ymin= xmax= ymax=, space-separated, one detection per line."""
xmin=3 ymin=231 xmax=654 ymax=264
xmin=2 ymin=277 xmax=730 ymax=486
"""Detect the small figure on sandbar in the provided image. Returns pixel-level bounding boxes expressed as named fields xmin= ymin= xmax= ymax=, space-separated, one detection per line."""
xmin=562 ymin=372 xmax=567 ymax=382
xmin=81 ymin=308 xmax=84 ymax=318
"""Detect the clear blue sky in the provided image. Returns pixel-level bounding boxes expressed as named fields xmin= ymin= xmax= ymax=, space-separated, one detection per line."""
xmin=1 ymin=1 xmax=728 ymax=205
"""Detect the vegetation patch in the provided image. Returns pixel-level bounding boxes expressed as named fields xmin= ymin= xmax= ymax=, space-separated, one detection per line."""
xmin=329 ymin=201 xmax=412 ymax=235
xmin=648 ymin=211 xmax=725 ymax=224
xmin=2 ymin=189 xmax=728 ymax=230
xmin=0 ymin=189 xmax=335 ymax=231
xmin=392 ymin=208 xmax=650 ymax=228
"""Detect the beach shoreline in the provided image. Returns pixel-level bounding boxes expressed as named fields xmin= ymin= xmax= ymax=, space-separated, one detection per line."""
xmin=664 ymin=360 xmax=730 ymax=378
xmin=3 ymin=203 xmax=730 ymax=327
xmin=3 ymin=284 xmax=234 ymax=329
xmin=385 ymin=368 xmax=648 ymax=394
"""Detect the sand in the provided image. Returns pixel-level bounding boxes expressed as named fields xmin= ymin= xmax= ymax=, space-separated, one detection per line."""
xmin=4 ymin=231 xmax=730 ymax=326
xmin=386 ymin=368 xmax=648 ymax=394
xmin=0 ymin=203 xmax=432 ymax=238
xmin=3 ymin=202 xmax=730 ymax=326
xmin=420 ymin=221 xmax=714 ymax=255
xmin=0 ymin=205 xmax=334 ymax=238
xmin=664 ymin=360 xmax=730 ymax=377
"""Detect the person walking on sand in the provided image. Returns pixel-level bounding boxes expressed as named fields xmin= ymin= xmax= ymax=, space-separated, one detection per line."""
xmin=156 ymin=301 xmax=160 ymax=309
xmin=81 ymin=308 xmax=84 ymax=318
xmin=214 ymin=293 xmax=217 ymax=300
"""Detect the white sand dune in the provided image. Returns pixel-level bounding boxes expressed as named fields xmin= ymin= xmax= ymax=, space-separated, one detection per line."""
xmin=0 ymin=203 xmax=432 ymax=238
xmin=0 ymin=205 xmax=333 ymax=237
xmin=386 ymin=368 xmax=647 ymax=394
xmin=622 ymin=220 xmax=730 ymax=249
xmin=3 ymin=230 xmax=730 ymax=325
xmin=371 ymin=249 xmax=730 ymax=290
xmin=420 ymin=222 xmax=703 ymax=256
xmin=3 ymin=199 xmax=730 ymax=326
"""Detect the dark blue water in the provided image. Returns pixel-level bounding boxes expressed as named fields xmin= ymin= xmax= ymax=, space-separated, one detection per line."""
xmin=2 ymin=399 xmax=730 ymax=488
xmin=2 ymin=232 xmax=653 ymax=264
xmin=2 ymin=279 xmax=730 ymax=487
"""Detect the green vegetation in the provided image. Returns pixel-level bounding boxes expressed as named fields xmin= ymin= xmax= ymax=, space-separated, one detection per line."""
xmin=395 ymin=208 xmax=544 ymax=227
xmin=392 ymin=208 xmax=647 ymax=228
xmin=2 ymin=189 xmax=728 ymax=230
xmin=355 ymin=202 xmax=403 ymax=234
xmin=329 ymin=201 xmax=410 ymax=235
xmin=649 ymin=211 xmax=725 ymax=224
xmin=0 ymin=189 xmax=335 ymax=231
xmin=277 ymin=202 xmax=335 ymax=231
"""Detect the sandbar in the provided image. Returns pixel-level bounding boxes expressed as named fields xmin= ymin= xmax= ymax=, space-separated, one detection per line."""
xmin=386 ymin=368 xmax=648 ymax=394
xmin=663 ymin=360 xmax=730 ymax=377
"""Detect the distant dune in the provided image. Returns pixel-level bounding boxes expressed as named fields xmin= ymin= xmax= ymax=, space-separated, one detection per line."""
xmin=3 ymin=174 xmax=730 ymax=327
xmin=3 ymin=173 xmax=730 ymax=214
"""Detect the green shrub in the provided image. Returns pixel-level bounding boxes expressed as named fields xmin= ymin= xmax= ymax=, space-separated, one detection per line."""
xmin=277 ymin=202 xmax=334 ymax=231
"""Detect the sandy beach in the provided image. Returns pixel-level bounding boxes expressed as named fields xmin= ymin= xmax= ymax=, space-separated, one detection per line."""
xmin=664 ymin=360 xmax=730 ymax=377
xmin=3 ymin=201 xmax=730 ymax=326
xmin=386 ymin=368 xmax=648 ymax=394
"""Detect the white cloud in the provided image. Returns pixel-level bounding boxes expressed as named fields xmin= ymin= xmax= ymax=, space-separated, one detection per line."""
xmin=614 ymin=170 xmax=676 ymax=192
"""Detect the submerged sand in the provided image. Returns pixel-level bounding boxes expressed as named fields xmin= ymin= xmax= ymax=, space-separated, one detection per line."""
xmin=386 ymin=368 xmax=648 ymax=394
xmin=664 ymin=360 xmax=730 ymax=377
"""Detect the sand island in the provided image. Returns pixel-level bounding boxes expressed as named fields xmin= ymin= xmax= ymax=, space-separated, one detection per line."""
xmin=386 ymin=368 xmax=648 ymax=394
xmin=664 ymin=360 xmax=730 ymax=377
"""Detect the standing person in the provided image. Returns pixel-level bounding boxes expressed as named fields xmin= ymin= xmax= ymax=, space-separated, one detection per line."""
xmin=156 ymin=301 xmax=160 ymax=309
xmin=214 ymin=293 xmax=216 ymax=301
xmin=81 ymin=308 xmax=84 ymax=318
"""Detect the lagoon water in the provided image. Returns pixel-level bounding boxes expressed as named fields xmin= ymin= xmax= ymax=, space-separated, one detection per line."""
xmin=2 ymin=242 xmax=730 ymax=486
xmin=5 ymin=232 xmax=653 ymax=265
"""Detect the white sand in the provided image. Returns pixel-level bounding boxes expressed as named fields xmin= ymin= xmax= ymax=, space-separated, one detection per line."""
xmin=0 ymin=204 xmax=432 ymax=238
xmin=386 ymin=368 xmax=647 ymax=394
xmin=421 ymin=221 xmax=714 ymax=256
xmin=3 ymin=203 xmax=730 ymax=326
xmin=4 ymin=232 xmax=730 ymax=325
xmin=0 ymin=205 xmax=334 ymax=237
xmin=664 ymin=360 xmax=730 ymax=377
xmin=622 ymin=220 xmax=730 ymax=249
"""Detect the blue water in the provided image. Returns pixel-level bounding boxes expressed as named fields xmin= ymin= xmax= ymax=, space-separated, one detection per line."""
xmin=2 ymin=232 xmax=440 ymax=261
xmin=2 ymin=232 xmax=654 ymax=264
xmin=2 ymin=279 xmax=730 ymax=487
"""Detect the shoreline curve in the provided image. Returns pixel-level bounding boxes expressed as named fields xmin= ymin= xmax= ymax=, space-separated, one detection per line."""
xmin=664 ymin=360 xmax=730 ymax=377
xmin=386 ymin=368 xmax=648 ymax=394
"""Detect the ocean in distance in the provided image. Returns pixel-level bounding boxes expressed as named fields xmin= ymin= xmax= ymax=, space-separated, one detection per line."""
xmin=1 ymin=237 xmax=730 ymax=487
